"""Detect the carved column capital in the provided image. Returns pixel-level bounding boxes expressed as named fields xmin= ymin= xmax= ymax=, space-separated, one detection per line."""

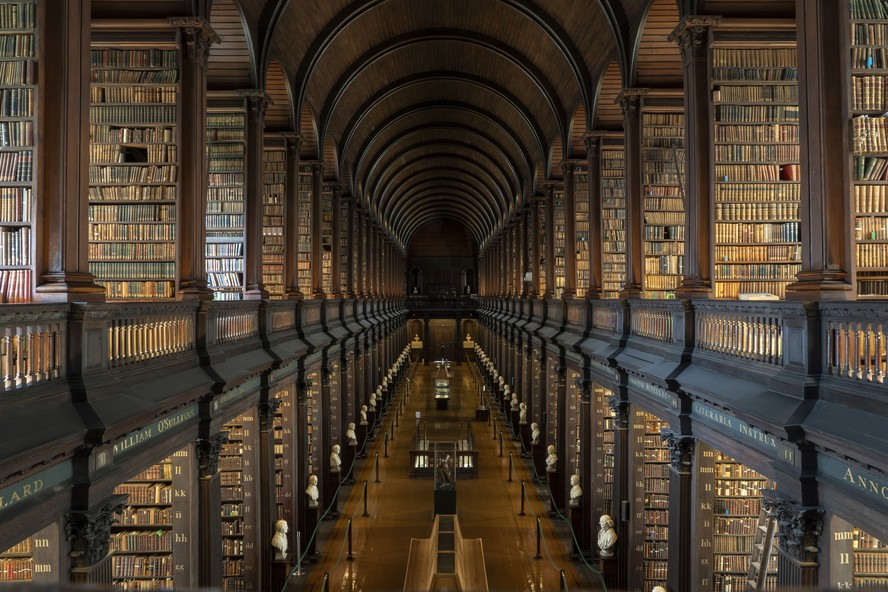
xmin=259 ymin=397 xmax=283 ymax=429
xmin=561 ymin=161 xmax=575 ymax=180
xmin=660 ymin=430 xmax=695 ymax=471
xmin=617 ymin=88 xmax=648 ymax=117
xmin=282 ymin=132 xmax=304 ymax=154
xmin=607 ymin=396 xmax=629 ymax=428
xmin=238 ymin=88 xmax=273 ymax=118
xmin=169 ymin=17 xmax=220 ymax=63
xmin=762 ymin=490 xmax=824 ymax=563
xmin=197 ymin=433 xmax=229 ymax=478
xmin=668 ymin=16 xmax=722 ymax=63
xmin=65 ymin=496 xmax=127 ymax=568
xmin=583 ymin=131 xmax=608 ymax=156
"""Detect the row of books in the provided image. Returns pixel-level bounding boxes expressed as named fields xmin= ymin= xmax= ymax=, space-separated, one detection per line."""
xmin=850 ymin=0 xmax=888 ymax=20
xmin=208 ymin=173 xmax=245 ymax=186
xmin=0 ymin=268 xmax=28 ymax=303
xmin=0 ymin=185 xmax=28 ymax=221
xmin=715 ymin=182 xmax=800 ymax=202
xmin=851 ymin=47 xmax=888 ymax=70
xmin=714 ymin=122 xmax=798 ymax=143
xmin=0 ymin=59 xmax=33 ymax=85
xmin=714 ymin=497 xmax=761 ymax=516
xmin=851 ymin=76 xmax=888 ymax=111
xmin=855 ymin=184 xmax=888 ymax=212
xmin=0 ymin=149 xmax=30 ymax=181
xmin=856 ymin=217 xmax=888 ymax=240
xmin=717 ymin=262 xmax=800 ymax=280
xmin=208 ymin=114 xmax=246 ymax=128
xmin=111 ymin=531 xmax=172 ymax=553
xmin=206 ymin=214 xmax=245 ymax=228
xmin=98 ymin=280 xmax=175 ymax=299
xmin=858 ymin=243 xmax=888 ymax=267
xmin=712 ymin=84 xmax=798 ymax=104
xmin=712 ymin=67 xmax=797 ymax=82
xmin=91 ymin=69 xmax=178 ymax=84
xmin=114 ymin=507 xmax=171 ymax=526
xmin=714 ymin=143 xmax=799 ymax=162
xmin=112 ymin=554 xmax=171 ymax=578
xmin=89 ymin=262 xmax=175 ymax=280
xmin=90 ymin=144 xmax=176 ymax=163
xmin=0 ymin=225 xmax=27 ymax=265
xmin=644 ymin=212 xmax=685 ymax=226
xmin=715 ymin=104 xmax=799 ymax=122
xmin=89 ymin=222 xmax=174 ymax=241
xmin=90 ymin=204 xmax=175 ymax=222
xmin=712 ymin=48 xmax=797 ymax=69
xmin=715 ymin=202 xmax=799 ymax=221
xmin=0 ymin=87 xmax=30 ymax=116
xmin=645 ymin=255 xmax=684 ymax=275
xmin=644 ymin=276 xmax=680 ymax=291
xmin=714 ymin=245 xmax=800 ymax=263
xmin=643 ymin=225 xmax=684 ymax=241
xmin=853 ymin=116 xmax=888 ymax=154
xmin=714 ymin=163 xmax=799 ymax=182
xmin=88 ymin=164 xmax=177 ymax=184
xmin=90 ymin=105 xmax=176 ymax=124
xmin=714 ymin=281 xmax=790 ymax=299
xmin=115 ymin=483 xmax=172 ymax=505
xmin=88 ymin=185 xmax=176 ymax=202
xmin=90 ymin=125 xmax=175 ymax=144
xmin=208 ymin=272 xmax=243 ymax=288
xmin=645 ymin=241 xmax=683 ymax=255
xmin=90 ymin=86 xmax=176 ymax=105
xmin=854 ymin=552 xmax=888 ymax=572
xmin=0 ymin=3 xmax=34 ymax=30
xmin=90 ymin=49 xmax=177 ymax=69
xmin=0 ymin=558 xmax=30 ymax=582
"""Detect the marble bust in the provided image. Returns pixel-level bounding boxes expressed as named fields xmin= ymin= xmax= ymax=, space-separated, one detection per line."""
xmin=545 ymin=444 xmax=558 ymax=472
xmin=531 ymin=422 xmax=540 ymax=445
xmin=360 ymin=404 xmax=368 ymax=425
xmin=569 ymin=474 xmax=582 ymax=506
xmin=519 ymin=402 xmax=527 ymax=424
xmin=330 ymin=444 xmax=341 ymax=472
xmin=510 ymin=393 xmax=519 ymax=411
xmin=598 ymin=514 xmax=618 ymax=557
xmin=346 ymin=422 xmax=357 ymax=446
xmin=271 ymin=519 xmax=288 ymax=559
xmin=305 ymin=474 xmax=319 ymax=508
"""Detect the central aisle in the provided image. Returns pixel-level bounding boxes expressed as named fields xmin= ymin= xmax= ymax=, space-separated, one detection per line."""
xmin=293 ymin=358 xmax=603 ymax=592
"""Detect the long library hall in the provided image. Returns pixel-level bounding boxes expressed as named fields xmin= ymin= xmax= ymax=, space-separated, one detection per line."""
xmin=1 ymin=1 xmax=888 ymax=592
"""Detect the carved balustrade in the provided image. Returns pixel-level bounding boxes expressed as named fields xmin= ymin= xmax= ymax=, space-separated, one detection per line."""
xmin=0 ymin=304 xmax=67 ymax=391
xmin=822 ymin=302 xmax=887 ymax=385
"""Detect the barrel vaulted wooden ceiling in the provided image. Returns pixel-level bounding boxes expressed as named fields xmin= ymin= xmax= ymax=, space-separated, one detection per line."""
xmin=95 ymin=0 xmax=793 ymax=255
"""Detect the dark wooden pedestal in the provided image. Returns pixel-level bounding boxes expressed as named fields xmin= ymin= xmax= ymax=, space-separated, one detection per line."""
xmin=304 ymin=505 xmax=319 ymax=559
xmin=327 ymin=470 xmax=340 ymax=517
xmin=357 ymin=424 xmax=368 ymax=456
xmin=434 ymin=486 xmax=457 ymax=515
xmin=547 ymin=470 xmax=561 ymax=514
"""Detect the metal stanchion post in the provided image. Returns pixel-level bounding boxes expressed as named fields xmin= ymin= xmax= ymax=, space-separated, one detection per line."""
xmin=375 ymin=452 xmax=381 ymax=483
xmin=362 ymin=481 xmax=369 ymax=517
xmin=492 ymin=416 xmax=497 ymax=438
xmin=519 ymin=481 xmax=526 ymax=516
xmin=295 ymin=531 xmax=303 ymax=574
xmin=535 ymin=518 xmax=542 ymax=559
xmin=499 ymin=431 xmax=503 ymax=457
xmin=508 ymin=452 xmax=513 ymax=482
xmin=322 ymin=572 xmax=329 ymax=592
xmin=384 ymin=432 xmax=389 ymax=458
xmin=347 ymin=518 xmax=354 ymax=561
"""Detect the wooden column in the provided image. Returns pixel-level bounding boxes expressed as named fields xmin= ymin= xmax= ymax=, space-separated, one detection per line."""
xmin=617 ymin=89 xmax=647 ymax=298
xmin=170 ymin=18 xmax=218 ymax=300
xmin=608 ymin=397 xmax=630 ymax=591
xmin=284 ymin=135 xmax=304 ymax=299
xmin=331 ymin=185 xmax=343 ymax=298
xmin=585 ymin=132 xmax=605 ymax=299
xmin=242 ymin=90 xmax=271 ymax=299
xmin=662 ymin=431 xmax=695 ymax=592
xmin=762 ymin=491 xmax=824 ymax=588
xmin=786 ymin=0 xmax=854 ymax=299
xmin=369 ymin=222 xmax=378 ymax=298
xmin=259 ymin=398 xmax=281 ymax=588
xmin=519 ymin=207 xmax=529 ymax=297
xmin=197 ymin=434 xmax=225 ymax=589
xmin=544 ymin=185 xmax=556 ymax=298
xmin=578 ymin=379 xmax=593 ymax=555
xmin=356 ymin=208 xmax=366 ymax=298
xmin=36 ymin=1 xmax=106 ymax=302
xmin=670 ymin=18 xmax=718 ymax=299
xmin=311 ymin=163 xmax=325 ymax=298
xmin=344 ymin=195 xmax=356 ymax=297
xmin=562 ymin=162 xmax=577 ymax=298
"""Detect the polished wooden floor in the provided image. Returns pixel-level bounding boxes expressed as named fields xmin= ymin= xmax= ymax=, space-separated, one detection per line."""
xmin=289 ymin=356 xmax=604 ymax=592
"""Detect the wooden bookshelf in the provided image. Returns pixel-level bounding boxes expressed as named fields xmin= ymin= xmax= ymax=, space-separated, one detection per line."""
xmin=536 ymin=199 xmax=547 ymax=297
xmin=321 ymin=185 xmax=333 ymax=295
xmin=712 ymin=453 xmax=777 ymax=591
xmin=594 ymin=387 xmax=615 ymax=517
xmin=565 ymin=369 xmax=581 ymax=479
xmin=641 ymin=414 xmax=669 ymax=590
xmin=641 ymin=111 xmax=685 ymax=299
xmin=88 ymin=42 xmax=178 ymax=301
xmin=206 ymin=108 xmax=246 ymax=300
xmin=553 ymin=187 xmax=566 ymax=298
xmin=0 ymin=537 xmax=32 ymax=583
xmin=305 ymin=369 xmax=321 ymax=477
xmin=262 ymin=146 xmax=286 ymax=299
xmin=853 ymin=527 xmax=888 ymax=586
xmin=574 ymin=164 xmax=590 ymax=296
xmin=337 ymin=197 xmax=348 ymax=294
xmin=600 ymin=146 xmax=626 ymax=299
xmin=111 ymin=457 xmax=182 ymax=590
xmin=0 ymin=0 xmax=34 ymax=303
xmin=850 ymin=0 xmax=888 ymax=298
xmin=220 ymin=413 xmax=258 ymax=592
xmin=296 ymin=166 xmax=312 ymax=295
xmin=711 ymin=45 xmax=801 ymax=300
xmin=0 ymin=524 xmax=56 ymax=585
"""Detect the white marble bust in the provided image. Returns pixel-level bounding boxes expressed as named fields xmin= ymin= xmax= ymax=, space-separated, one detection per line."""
xmin=531 ymin=422 xmax=540 ymax=445
xmin=271 ymin=519 xmax=288 ymax=559
xmin=598 ymin=514 xmax=618 ymax=557
xmin=330 ymin=444 xmax=341 ymax=472
xmin=510 ymin=393 xmax=519 ymax=411
xmin=360 ymin=404 xmax=368 ymax=425
xmin=519 ymin=402 xmax=527 ymax=424
xmin=346 ymin=422 xmax=357 ymax=446
xmin=545 ymin=445 xmax=558 ymax=473
xmin=569 ymin=474 xmax=582 ymax=506
xmin=369 ymin=392 xmax=377 ymax=411
xmin=305 ymin=474 xmax=319 ymax=507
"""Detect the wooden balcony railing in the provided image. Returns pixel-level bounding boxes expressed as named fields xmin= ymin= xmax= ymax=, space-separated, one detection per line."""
xmin=823 ymin=303 xmax=887 ymax=385
xmin=592 ymin=300 xmax=621 ymax=333
xmin=210 ymin=301 xmax=259 ymax=345
xmin=694 ymin=302 xmax=784 ymax=366
xmin=106 ymin=303 xmax=196 ymax=368
xmin=0 ymin=305 xmax=66 ymax=391
xmin=629 ymin=300 xmax=675 ymax=344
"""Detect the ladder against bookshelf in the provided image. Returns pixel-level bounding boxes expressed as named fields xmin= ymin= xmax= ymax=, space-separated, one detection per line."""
xmin=0 ymin=0 xmax=37 ymax=303
xmin=262 ymin=146 xmax=286 ymax=299
xmin=641 ymin=111 xmax=685 ymax=300
xmin=88 ymin=43 xmax=179 ymax=301
xmin=206 ymin=108 xmax=246 ymax=301
xmin=600 ymin=146 xmax=626 ymax=299
xmin=574 ymin=164 xmax=591 ymax=295
xmin=711 ymin=44 xmax=801 ymax=300
xmin=849 ymin=0 xmax=888 ymax=298
xmin=712 ymin=453 xmax=777 ymax=592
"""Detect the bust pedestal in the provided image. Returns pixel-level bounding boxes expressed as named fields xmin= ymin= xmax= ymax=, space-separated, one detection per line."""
xmin=367 ymin=410 xmax=377 ymax=439
xmin=519 ymin=423 xmax=530 ymax=455
xmin=327 ymin=470 xmax=340 ymax=518
xmin=357 ymin=424 xmax=368 ymax=457
xmin=569 ymin=503 xmax=588 ymax=559
xmin=531 ymin=443 xmax=545 ymax=481
xmin=304 ymin=504 xmax=319 ymax=559
xmin=510 ymin=409 xmax=520 ymax=439
xmin=345 ymin=443 xmax=357 ymax=482
xmin=547 ymin=469 xmax=561 ymax=514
